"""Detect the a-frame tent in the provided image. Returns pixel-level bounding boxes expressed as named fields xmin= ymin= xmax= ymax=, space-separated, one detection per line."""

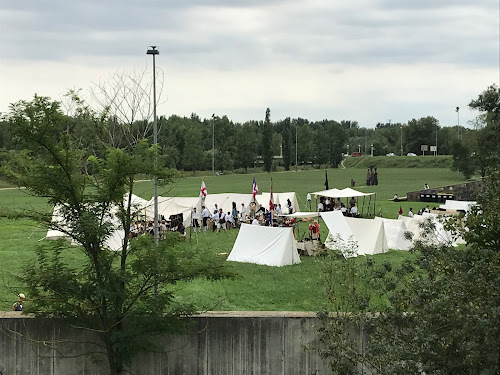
xmin=227 ymin=223 xmax=300 ymax=266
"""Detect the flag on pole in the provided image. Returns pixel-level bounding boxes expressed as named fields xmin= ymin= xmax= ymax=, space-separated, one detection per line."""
xmin=398 ymin=206 xmax=403 ymax=216
xmin=269 ymin=179 xmax=274 ymax=211
xmin=200 ymin=180 xmax=207 ymax=198
xmin=252 ymin=176 xmax=259 ymax=199
xmin=324 ymin=169 xmax=329 ymax=190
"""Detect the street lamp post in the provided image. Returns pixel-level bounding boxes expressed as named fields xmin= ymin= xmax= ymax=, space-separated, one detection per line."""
xmin=147 ymin=46 xmax=159 ymax=245
xmin=456 ymin=106 xmax=460 ymax=139
xmin=347 ymin=144 xmax=349 ymax=156
xmin=212 ymin=114 xmax=215 ymax=176
xmin=295 ymin=122 xmax=298 ymax=172
xmin=371 ymin=144 xmax=373 ymax=157
xmin=358 ymin=144 xmax=361 ymax=154
xmin=400 ymin=126 xmax=403 ymax=156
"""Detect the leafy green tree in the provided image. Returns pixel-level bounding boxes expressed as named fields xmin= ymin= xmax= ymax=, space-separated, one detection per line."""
xmin=182 ymin=127 xmax=204 ymax=174
xmin=262 ymin=108 xmax=273 ymax=172
xmin=1 ymin=95 xmax=229 ymax=375
xmin=234 ymin=122 xmax=257 ymax=172
xmin=469 ymin=84 xmax=500 ymax=177
xmin=451 ymin=140 xmax=476 ymax=179
xmin=406 ymin=116 xmax=440 ymax=155
xmin=281 ymin=117 xmax=292 ymax=170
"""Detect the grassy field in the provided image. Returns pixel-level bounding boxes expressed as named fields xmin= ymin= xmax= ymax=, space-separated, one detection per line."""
xmin=0 ymin=166 xmax=466 ymax=311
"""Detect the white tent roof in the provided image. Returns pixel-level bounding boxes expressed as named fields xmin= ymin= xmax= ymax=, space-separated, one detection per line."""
xmin=439 ymin=200 xmax=476 ymax=212
xmin=227 ymin=223 xmax=300 ymax=266
xmin=375 ymin=217 xmax=412 ymax=250
xmin=146 ymin=196 xmax=202 ymax=227
xmin=283 ymin=211 xmax=319 ymax=218
xmin=312 ymin=187 xmax=374 ymax=199
xmin=321 ymin=211 xmax=387 ymax=257
xmin=203 ymin=193 xmax=257 ymax=216
xmin=260 ymin=191 xmax=299 ymax=213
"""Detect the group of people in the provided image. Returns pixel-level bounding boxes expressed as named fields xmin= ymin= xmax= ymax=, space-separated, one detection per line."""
xmin=194 ymin=199 xmax=295 ymax=233
xmin=406 ymin=205 xmax=435 ymax=217
xmin=129 ymin=217 xmax=186 ymax=239
xmin=316 ymin=196 xmax=360 ymax=217
xmin=366 ymin=167 xmax=378 ymax=186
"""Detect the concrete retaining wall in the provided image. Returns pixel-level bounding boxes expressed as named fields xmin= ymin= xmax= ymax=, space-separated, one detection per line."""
xmin=0 ymin=312 xmax=332 ymax=375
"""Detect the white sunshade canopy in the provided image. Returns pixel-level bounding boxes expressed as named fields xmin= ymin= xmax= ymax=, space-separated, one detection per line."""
xmin=312 ymin=187 xmax=374 ymax=199
xmin=282 ymin=211 xmax=319 ymax=218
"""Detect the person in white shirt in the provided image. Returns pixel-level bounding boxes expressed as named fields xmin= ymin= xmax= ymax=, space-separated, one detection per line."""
xmin=317 ymin=202 xmax=324 ymax=212
xmin=252 ymin=218 xmax=259 ymax=225
xmin=350 ymin=205 xmax=358 ymax=216
xmin=201 ymin=206 xmax=211 ymax=232
xmin=192 ymin=207 xmax=200 ymax=232
xmin=225 ymin=212 xmax=234 ymax=229
xmin=408 ymin=208 xmax=414 ymax=218
xmin=276 ymin=204 xmax=282 ymax=215
xmin=240 ymin=203 xmax=247 ymax=221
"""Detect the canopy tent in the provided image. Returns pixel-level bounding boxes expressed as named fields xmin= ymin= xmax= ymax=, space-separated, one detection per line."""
xmin=312 ymin=188 xmax=376 ymax=217
xmin=227 ymin=223 xmax=300 ymax=266
xmin=46 ymin=193 xmax=149 ymax=251
xmin=321 ymin=211 xmax=387 ymax=257
xmin=282 ymin=211 xmax=319 ymax=219
xmin=374 ymin=217 xmax=412 ymax=251
xmin=439 ymin=200 xmax=476 ymax=212
xmin=312 ymin=187 xmax=374 ymax=198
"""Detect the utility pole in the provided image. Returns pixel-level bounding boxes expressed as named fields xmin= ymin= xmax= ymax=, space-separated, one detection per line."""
xmin=400 ymin=126 xmax=403 ymax=156
xmin=212 ymin=114 xmax=215 ymax=176
xmin=146 ymin=46 xmax=159 ymax=246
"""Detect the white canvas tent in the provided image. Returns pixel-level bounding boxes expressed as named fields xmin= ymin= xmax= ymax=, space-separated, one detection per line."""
xmin=46 ymin=193 xmax=149 ymax=251
xmin=260 ymin=192 xmax=299 ymax=214
xmin=203 ymin=193 xmax=256 ymax=216
xmin=374 ymin=217 xmax=412 ymax=250
xmin=146 ymin=196 xmax=202 ymax=228
xmin=439 ymin=200 xmax=476 ymax=212
xmin=227 ymin=223 xmax=300 ymax=266
xmin=321 ymin=211 xmax=388 ymax=257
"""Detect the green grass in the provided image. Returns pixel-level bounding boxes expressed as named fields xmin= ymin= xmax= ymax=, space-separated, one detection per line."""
xmin=343 ymin=155 xmax=453 ymax=169
xmin=0 ymin=167 xmax=466 ymax=311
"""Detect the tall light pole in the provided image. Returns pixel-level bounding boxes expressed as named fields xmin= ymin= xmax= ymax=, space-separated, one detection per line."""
xmin=295 ymin=122 xmax=298 ymax=172
xmin=456 ymin=106 xmax=460 ymax=139
xmin=400 ymin=126 xmax=403 ymax=156
xmin=436 ymin=122 xmax=438 ymax=155
xmin=358 ymin=144 xmax=361 ymax=154
xmin=371 ymin=144 xmax=373 ymax=157
xmin=347 ymin=144 xmax=349 ymax=156
xmin=147 ymin=46 xmax=159 ymax=245
xmin=212 ymin=114 xmax=215 ymax=176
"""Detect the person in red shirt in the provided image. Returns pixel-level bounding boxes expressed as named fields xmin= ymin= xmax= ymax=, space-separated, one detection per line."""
xmin=309 ymin=220 xmax=321 ymax=241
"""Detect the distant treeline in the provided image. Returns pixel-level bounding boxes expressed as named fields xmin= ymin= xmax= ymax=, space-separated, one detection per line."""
xmin=0 ymin=106 xmax=478 ymax=174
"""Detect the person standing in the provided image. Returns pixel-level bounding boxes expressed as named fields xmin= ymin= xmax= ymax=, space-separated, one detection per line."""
xmin=366 ymin=169 xmax=371 ymax=186
xmin=192 ymin=207 xmax=200 ymax=232
xmin=408 ymin=208 xmax=414 ymax=218
xmin=201 ymin=205 xmax=211 ymax=232
xmin=374 ymin=168 xmax=378 ymax=185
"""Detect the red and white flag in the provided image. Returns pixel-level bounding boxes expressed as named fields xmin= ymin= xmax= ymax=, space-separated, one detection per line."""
xmin=269 ymin=181 xmax=274 ymax=211
xmin=200 ymin=180 xmax=207 ymax=198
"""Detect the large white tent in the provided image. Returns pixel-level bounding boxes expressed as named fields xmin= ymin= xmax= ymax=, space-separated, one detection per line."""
xmin=146 ymin=196 xmax=202 ymax=228
xmin=227 ymin=223 xmax=300 ymax=266
xmin=203 ymin=193 xmax=256 ymax=216
xmin=374 ymin=217 xmax=412 ymax=251
xmin=260 ymin=192 xmax=299 ymax=213
xmin=439 ymin=200 xmax=476 ymax=212
xmin=46 ymin=193 xmax=149 ymax=251
xmin=321 ymin=211 xmax=388 ymax=257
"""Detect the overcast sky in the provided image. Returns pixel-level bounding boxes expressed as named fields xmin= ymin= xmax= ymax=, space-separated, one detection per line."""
xmin=1 ymin=0 xmax=498 ymax=128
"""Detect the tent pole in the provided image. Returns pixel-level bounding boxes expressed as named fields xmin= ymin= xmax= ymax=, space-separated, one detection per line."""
xmin=367 ymin=195 xmax=372 ymax=218
xmin=362 ymin=196 xmax=365 ymax=216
